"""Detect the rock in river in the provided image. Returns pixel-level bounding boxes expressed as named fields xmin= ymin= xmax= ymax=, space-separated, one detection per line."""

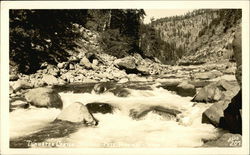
xmin=86 ymin=102 xmax=114 ymax=114
xmin=25 ymin=87 xmax=63 ymax=109
xmin=55 ymin=102 xmax=98 ymax=126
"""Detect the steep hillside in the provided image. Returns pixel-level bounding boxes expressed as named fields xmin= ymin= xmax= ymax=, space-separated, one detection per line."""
xmin=147 ymin=9 xmax=241 ymax=65
xmin=9 ymin=9 xmax=145 ymax=74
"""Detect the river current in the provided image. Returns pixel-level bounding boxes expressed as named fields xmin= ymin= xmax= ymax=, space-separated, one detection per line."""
xmin=10 ymin=82 xmax=222 ymax=148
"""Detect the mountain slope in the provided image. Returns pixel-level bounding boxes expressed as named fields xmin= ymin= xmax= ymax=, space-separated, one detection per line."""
xmin=144 ymin=9 xmax=241 ymax=65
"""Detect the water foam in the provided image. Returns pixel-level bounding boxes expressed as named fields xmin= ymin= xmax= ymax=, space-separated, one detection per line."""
xmin=10 ymin=86 xmax=220 ymax=147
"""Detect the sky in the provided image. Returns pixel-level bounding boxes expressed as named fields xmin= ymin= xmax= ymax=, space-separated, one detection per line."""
xmin=143 ymin=9 xmax=194 ymax=24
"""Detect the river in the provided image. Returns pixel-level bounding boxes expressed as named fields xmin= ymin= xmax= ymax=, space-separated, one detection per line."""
xmin=10 ymin=82 xmax=223 ymax=148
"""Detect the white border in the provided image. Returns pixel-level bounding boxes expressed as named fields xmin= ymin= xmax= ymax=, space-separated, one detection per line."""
xmin=1 ymin=1 xmax=249 ymax=155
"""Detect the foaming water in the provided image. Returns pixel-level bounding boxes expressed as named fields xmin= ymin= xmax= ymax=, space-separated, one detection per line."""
xmin=10 ymin=85 xmax=220 ymax=147
xmin=10 ymin=107 xmax=61 ymax=139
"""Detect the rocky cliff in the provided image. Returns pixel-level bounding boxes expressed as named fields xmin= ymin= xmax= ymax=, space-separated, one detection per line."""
xmin=148 ymin=9 xmax=241 ymax=65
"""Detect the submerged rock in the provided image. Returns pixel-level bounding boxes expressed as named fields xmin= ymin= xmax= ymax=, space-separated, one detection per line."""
xmin=129 ymin=105 xmax=181 ymax=120
xmin=25 ymin=87 xmax=63 ymax=109
xmin=55 ymin=102 xmax=98 ymax=126
xmin=86 ymin=102 xmax=114 ymax=114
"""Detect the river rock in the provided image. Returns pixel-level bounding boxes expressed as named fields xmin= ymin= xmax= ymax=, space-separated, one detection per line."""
xmin=130 ymin=105 xmax=181 ymax=120
xmin=176 ymin=81 xmax=196 ymax=97
xmin=109 ymin=86 xmax=130 ymax=97
xmin=118 ymin=77 xmax=129 ymax=83
xmin=93 ymin=83 xmax=108 ymax=94
xmin=192 ymin=79 xmax=239 ymax=103
xmin=10 ymin=100 xmax=30 ymax=111
xmin=192 ymin=80 xmax=227 ymax=103
xmin=55 ymin=102 xmax=98 ymax=125
xmin=202 ymin=100 xmax=230 ymax=127
xmin=114 ymin=56 xmax=136 ymax=70
xmin=232 ymin=26 xmax=242 ymax=87
xmin=12 ymin=79 xmax=32 ymax=92
xmin=136 ymin=65 xmax=150 ymax=75
xmin=203 ymin=133 xmax=242 ymax=147
xmin=25 ymin=87 xmax=63 ymax=109
xmin=86 ymin=102 xmax=113 ymax=114
xmin=80 ymin=57 xmax=92 ymax=69
xmin=42 ymin=75 xmax=58 ymax=86
xmin=194 ymin=72 xmax=217 ymax=80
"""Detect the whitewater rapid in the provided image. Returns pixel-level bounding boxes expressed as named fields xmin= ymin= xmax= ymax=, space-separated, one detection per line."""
xmin=10 ymin=84 xmax=222 ymax=148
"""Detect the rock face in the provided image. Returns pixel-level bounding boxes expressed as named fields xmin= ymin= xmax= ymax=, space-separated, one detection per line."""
xmin=86 ymin=102 xmax=113 ymax=114
xmin=25 ymin=87 xmax=63 ymax=109
xmin=55 ymin=102 xmax=98 ymax=125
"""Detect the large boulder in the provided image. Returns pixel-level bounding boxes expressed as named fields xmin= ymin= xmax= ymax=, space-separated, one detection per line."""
xmin=136 ymin=65 xmax=150 ymax=75
xmin=192 ymin=80 xmax=235 ymax=103
xmin=220 ymin=89 xmax=242 ymax=134
xmin=202 ymin=100 xmax=230 ymax=127
xmin=202 ymin=89 xmax=241 ymax=133
xmin=55 ymin=102 xmax=98 ymax=125
xmin=86 ymin=102 xmax=114 ymax=114
xmin=176 ymin=81 xmax=196 ymax=97
xmin=114 ymin=56 xmax=136 ymax=71
xmin=12 ymin=79 xmax=32 ymax=92
xmin=25 ymin=87 xmax=63 ymax=109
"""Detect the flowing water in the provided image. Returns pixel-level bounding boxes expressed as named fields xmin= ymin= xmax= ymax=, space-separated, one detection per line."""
xmin=10 ymin=82 xmax=223 ymax=148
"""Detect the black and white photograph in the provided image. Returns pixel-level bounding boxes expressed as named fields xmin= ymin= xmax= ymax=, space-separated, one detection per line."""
xmin=0 ymin=1 xmax=249 ymax=154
